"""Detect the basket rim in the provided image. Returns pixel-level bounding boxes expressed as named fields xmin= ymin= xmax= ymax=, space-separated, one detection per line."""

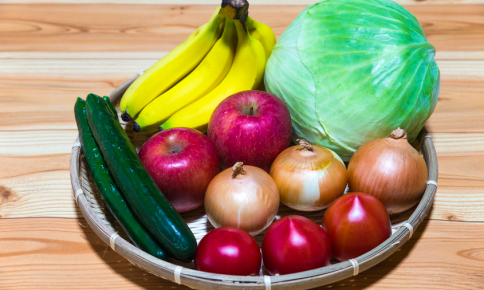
xmin=69 ymin=74 xmax=438 ymax=289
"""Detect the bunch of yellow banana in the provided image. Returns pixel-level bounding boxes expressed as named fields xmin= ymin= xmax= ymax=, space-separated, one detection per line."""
xmin=119 ymin=0 xmax=276 ymax=133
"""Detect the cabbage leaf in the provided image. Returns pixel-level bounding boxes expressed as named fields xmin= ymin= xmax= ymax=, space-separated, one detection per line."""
xmin=265 ymin=0 xmax=440 ymax=160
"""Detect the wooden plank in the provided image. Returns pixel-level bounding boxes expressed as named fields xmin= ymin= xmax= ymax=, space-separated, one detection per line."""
xmin=1 ymin=0 xmax=483 ymax=5
xmin=3 ymin=51 xmax=484 ymax=60
xmin=0 ymin=130 xmax=77 ymax=156
xmin=0 ymin=4 xmax=237 ymax=52
xmin=428 ymin=133 xmax=484 ymax=222
xmin=0 ymin=52 xmax=169 ymax=60
xmin=0 ymin=4 xmax=483 ymax=52
xmin=426 ymin=75 xmax=484 ymax=133
xmin=0 ymin=132 xmax=482 ymax=222
xmin=0 ymin=59 xmax=153 ymax=131
xmin=1 ymin=58 xmax=483 ymax=132
xmin=0 ymin=129 xmax=79 ymax=218
xmin=0 ymin=170 xmax=80 ymax=219
xmin=0 ymin=218 xmax=483 ymax=289
xmin=0 ymin=217 xmax=178 ymax=290
xmin=3 ymin=59 xmax=481 ymax=81
xmin=430 ymin=133 xmax=484 ymax=189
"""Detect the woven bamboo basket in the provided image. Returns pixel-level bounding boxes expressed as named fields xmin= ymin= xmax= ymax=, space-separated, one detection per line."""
xmin=70 ymin=73 xmax=438 ymax=290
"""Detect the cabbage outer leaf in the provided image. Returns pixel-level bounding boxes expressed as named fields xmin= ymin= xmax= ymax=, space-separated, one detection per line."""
xmin=265 ymin=0 xmax=440 ymax=161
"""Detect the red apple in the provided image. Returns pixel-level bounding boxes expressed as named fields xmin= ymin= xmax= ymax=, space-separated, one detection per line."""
xmin=138 ymin=127 xmax=219 ymax=212
xmin=207 ymin=90 xmax=292 ymax=172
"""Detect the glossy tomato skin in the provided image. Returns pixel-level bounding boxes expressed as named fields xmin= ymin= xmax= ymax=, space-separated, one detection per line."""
xmin=323 ymin=192 xmax=392 ymax=261
xmin=262 ymin=215 xmax=332 ymax=275
xmin=194 ymin=227 xmax=261 ymax=276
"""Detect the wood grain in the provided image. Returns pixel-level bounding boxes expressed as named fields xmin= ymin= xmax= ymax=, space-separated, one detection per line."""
xmin=0 ymin=218 xmax=483 ymax=289
xmin=426 ymin=77 xmax=484 ymax=133
xmin=1 ymin=4 xmax=483 ymax=52
xmin=3 ymin=51 xmax=484 ymax=60
xmin=2 ymin=0 xmax=484 ymax=5
xmin=0 ymin=170 xmax=80 ymax=218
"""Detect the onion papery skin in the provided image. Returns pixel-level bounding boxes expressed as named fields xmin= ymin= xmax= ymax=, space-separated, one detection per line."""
xmin=347 ymin=132 xmax=427 ymax=214
xmin=270 ymin=144 xmax=347 ymax=211
xmin=322 ymin=192 xmax=392 ymax=261
xmin=204 ymin=165 xmax=280 ymax=236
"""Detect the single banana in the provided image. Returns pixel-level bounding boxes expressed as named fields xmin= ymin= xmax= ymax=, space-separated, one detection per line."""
xmin=247 ymin=16 xmax=276 ymax=61
xmin=119 ymin=7 xmax=225 ymax=121
xmin=133 ymin=18 xmax=237 ymax=132
xmin=247 ymin=16 xmax=276 ymax=91
xmin=160 ymin=18 xmax=266 ymax=133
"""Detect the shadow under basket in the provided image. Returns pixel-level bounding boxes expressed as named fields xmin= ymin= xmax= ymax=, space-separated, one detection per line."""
xmin=70 ymin=73 xmax=439 ymax=290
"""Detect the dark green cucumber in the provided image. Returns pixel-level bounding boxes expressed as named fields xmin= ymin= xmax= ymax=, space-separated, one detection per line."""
xmin=102 ymin=96 xmax=118 ymax=117
xmin=94 ymin=94 xmax=130 ymax=141
xmin=74 ymin=98 xmax=167 ymax=260
xmin=85 ymin=94 xmax=197 ymax=261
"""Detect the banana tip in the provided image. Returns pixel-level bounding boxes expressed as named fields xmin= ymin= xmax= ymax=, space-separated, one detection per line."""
xmin=158 ymin=126 xmax=163 ymax=132
xmin=121 ymin=111 xmax=132 ymax=122
xmin=132 ymin=122 xmax=141 ymax=133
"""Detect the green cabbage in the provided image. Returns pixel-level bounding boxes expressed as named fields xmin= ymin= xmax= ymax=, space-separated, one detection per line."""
xmin=265 ymin=0 xmax=440 ymax=161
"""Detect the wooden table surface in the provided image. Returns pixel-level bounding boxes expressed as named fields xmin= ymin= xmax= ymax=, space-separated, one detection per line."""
xmin=1 ymin=0 xmax=484 ymax=289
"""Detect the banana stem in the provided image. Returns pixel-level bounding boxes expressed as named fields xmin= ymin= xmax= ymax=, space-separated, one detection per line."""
xmin=234 ymin=19 xmax=249 ymax=44
xmin=211 ymin=8 xmax=227 ymax=30
xmin=221 ymin=0 xmax=249 ymax=30
xmin=246 ymin=16 xmax=256 ymax=31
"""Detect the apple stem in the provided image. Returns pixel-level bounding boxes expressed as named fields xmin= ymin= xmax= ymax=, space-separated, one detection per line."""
xmin=249 ymin=106 xmax=254 ymax=116
xmin=232 ymin=162 xmax=246 ymax=179
xmin=296 ymin=139 xmax=314 ymax=152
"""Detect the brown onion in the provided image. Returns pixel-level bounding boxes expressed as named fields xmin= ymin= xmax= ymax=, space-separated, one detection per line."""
xmin=204 ymin=162 xmax=280 ymax=235
xmin=347 ymin=128 xmax=428 ymax=214
xmin=269 ymin=139 xmax=348 ymax=211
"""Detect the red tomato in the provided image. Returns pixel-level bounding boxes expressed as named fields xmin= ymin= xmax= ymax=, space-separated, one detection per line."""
xmin=194 ymin=227 xmax=261 ymax=275
xmin=323 ymin=192 xmax=392 ymax=261
xmin=262 ymin=215 xmax=332 ymax=275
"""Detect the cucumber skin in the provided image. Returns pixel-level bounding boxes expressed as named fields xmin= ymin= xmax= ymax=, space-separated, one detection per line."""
xmin=85 ymin=94 xmax=197 ymax=261
xmin=74 ymin=98 xmax=167 ymax=260
xmin=96 ymin=94 xmax=130 ymax=141
xmin=102 ymin=96 xmax=118 ymax=116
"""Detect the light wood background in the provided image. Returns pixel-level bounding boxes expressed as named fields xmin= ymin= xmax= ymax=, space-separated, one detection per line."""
xmin=1 ymin=0 xmax=484 ymax=289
